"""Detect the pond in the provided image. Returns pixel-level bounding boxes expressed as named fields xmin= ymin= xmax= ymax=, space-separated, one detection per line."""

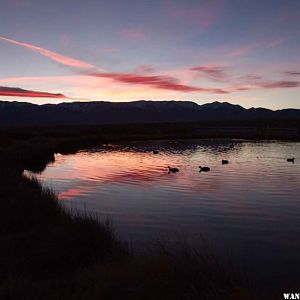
xmin=28 ymin=140 xmax=300 ymax=286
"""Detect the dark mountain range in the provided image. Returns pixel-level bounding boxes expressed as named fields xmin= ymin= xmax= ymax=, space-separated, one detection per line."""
xmin=0 ymin=100 xmax=299 ymax=126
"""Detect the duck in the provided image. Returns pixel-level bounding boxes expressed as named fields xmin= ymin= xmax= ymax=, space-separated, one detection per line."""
xmin=287 ymin=157 xmax=295 ymax=163
xmin=199 ymin=166 xmax=210 ymax=172
xmin=222 ymin=159 xmax=229 ymax=165
xmin=153 ymin=150 xmax=159 ymax=154
xmin=168 ymin=166 xmax=179 ymax=173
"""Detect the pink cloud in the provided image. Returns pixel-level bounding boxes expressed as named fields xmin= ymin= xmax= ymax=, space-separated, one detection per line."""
xmin=0 ymin=75 xmax=98 ymax=86
xmin=0 ymin=36 xmax=94 ymax=69
xmin=227 ymin=38 xmax=286 ymax=58
xmin=238 ymin=74 xmax=264 ymax=82
xmin=134 ymin=64 xmax=156 ymax=74
xmin=120 ymin=29 xmax=145 ymax=40
xmin=190 ymin=65 xmax=228 ymax=81
xmin=285 ymin=71 xmax=300 ymax=76
xmin=234 ymin=70 xmax=300 ymax=90
xmin=87 ymin=71 xmax=228 ymax=93
xmin=0 ymin=86 xmax=66 ymax=98
xmin=228 ymin=80 xmax=300 ymax=92
xmin=260 ymin=80 xmax=300 ymax=89
xmin=227 ymin=44 xmax=258 ymax=57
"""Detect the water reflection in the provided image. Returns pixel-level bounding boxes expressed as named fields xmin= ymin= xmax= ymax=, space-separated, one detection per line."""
xmin=27 ymin=140 xmax=300 ymax=286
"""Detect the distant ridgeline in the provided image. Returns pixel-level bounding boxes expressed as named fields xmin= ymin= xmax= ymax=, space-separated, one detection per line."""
xmin=0 ymin=100 xmax=299 ymax=127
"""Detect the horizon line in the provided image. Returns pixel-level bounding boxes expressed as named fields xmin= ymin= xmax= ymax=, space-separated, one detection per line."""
xmin=0 ymin=98 xmax=299 ymax=111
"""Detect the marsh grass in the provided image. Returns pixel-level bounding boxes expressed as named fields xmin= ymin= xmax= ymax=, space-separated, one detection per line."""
xmin=0 ymin=171 xmax=127 ymax=280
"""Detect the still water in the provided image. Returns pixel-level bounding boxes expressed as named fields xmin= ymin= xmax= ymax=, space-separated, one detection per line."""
xmin=29 ymin=140 xmax=300 ymax=285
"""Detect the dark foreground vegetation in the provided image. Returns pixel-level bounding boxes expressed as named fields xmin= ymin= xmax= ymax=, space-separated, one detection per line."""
xmin=0 ymin=123 xmax=298 ymax=299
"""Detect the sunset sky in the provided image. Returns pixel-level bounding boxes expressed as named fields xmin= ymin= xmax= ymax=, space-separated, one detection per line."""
xmin=0 ymin=0 xmax=300 ymax=109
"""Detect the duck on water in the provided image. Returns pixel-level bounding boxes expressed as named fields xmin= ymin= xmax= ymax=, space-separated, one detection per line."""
xmin=287 ymin=157 xmax=295 ymax=163
xmin=199 ymin=166 xmax=210 ymax=172
xmin=168 ymin=166 xmax=179 ymax=173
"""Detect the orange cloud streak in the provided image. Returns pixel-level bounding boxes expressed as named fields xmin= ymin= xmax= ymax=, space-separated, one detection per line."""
xmin=0 ymin=86 xmax=66 ymax=98
xmin=0 ymin=36 xmax=94 ymax=69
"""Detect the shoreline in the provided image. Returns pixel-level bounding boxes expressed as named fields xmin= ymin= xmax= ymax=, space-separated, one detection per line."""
xmin=1 ymin=123 xmax=299 ymax=173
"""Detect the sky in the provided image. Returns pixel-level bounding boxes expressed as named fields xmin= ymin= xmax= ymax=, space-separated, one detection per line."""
xmin=0 ymin=0 xmax=300 ymax=109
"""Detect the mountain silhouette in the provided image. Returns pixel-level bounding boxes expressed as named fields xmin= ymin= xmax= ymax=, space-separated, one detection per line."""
xmin=0 ymin=100 xmax=299 ymax=126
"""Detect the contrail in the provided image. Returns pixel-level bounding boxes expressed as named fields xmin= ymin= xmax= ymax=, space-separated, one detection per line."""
xmin=0 ymin=36 xmax=94 ymax=69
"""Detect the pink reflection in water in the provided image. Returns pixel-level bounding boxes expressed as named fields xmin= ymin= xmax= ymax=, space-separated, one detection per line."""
xmin=59 ymin=185 xmax=95 ymax=200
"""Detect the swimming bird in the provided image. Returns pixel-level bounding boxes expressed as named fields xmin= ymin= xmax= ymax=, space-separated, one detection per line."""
xmin=222 ymin=159 xmax=229 ymax=164
xmin=168 ymin=166 xmax=179 ymax=173
xmin=199 ymin=166 xmax=210 ymax=172
xmin=287 ymin=157 xmax=295 ymax=163
xmin=153 ymin=150 xmax=159 ymax=154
